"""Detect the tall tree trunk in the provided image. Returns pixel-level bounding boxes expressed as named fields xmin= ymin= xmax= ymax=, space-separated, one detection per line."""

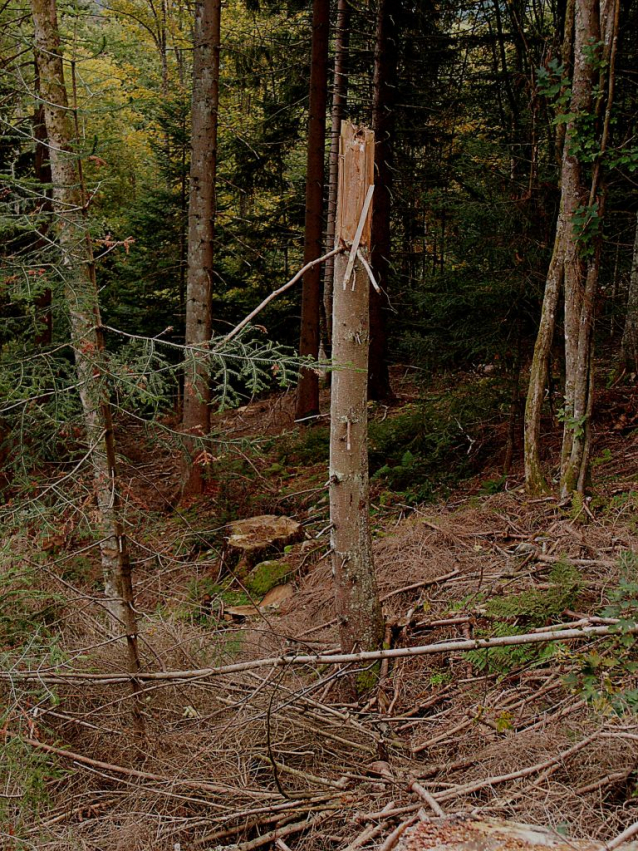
xmin=524 ymin=223 xmax=566 ymax=494
xmin=322 ymin=0 xmax=351 ymax=356
xmin=560 ymin=0 xmax=619 ymax=498
xmin=296 ymin=0 xmax=330 ymax=422
xmin=32 ymin=58 xmax=53 ymax=347
xmin=523 ymin=0 xmax=575 ymax=495
xmin=330 ymin=123 xmax=384 ymax=682
xmin=524 ymin=0 xmax=618 ymax=498
xmin=368 ymin=0 xmax=398 ymax=401
xmin=30 ymin=0 xmax=143 ymax=729
xmin=619 ymin=212 xmax=638 ymax=371
xmin=182 ymin=0 xmax=221 ymax=495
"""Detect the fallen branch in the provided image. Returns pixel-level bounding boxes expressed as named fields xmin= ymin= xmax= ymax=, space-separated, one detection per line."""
xmin=410 ymin=781 xmax=446 ymax=817
xmin=13 ymin=735 xmax=272 ymax=799
xmin=380 ymin=817 xmax=417 ymax=851
xmin=433 ymin=731 xmax=598 ymax=803
xmin=235 ymin=810 xmax=331 ymax=851
xmin=606 ymin=820 xmax=638 ymax=850
xmin=2 ymin=623 xmax=632 ymax=685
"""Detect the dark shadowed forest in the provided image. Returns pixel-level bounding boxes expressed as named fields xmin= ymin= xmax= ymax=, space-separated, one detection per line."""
xmin=2 ymin=0 xmax=638 ymax=847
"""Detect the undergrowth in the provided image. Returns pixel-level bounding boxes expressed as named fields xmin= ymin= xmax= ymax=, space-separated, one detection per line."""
xmin=464 ymin=561 xmax=581 ymax=675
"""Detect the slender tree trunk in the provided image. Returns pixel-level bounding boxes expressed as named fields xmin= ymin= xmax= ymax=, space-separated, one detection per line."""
xmin=368 ymin=0 xmax=398 ymax=401
xmin=560 ymin=0 xmax=619 ymax=498
xmin=30 ymin=0 xmax=143 ymax=730
xmin=182 ymin=0 xmax=221 ymax=495
xmin=32 ymin=58 xmax=53 ymax=347
xmin=322 ymin=0 xmax=351 ymax=356
xmin=524 ymin=219 xmax=566 ymax=494
xmin=330 ymin=123 xmax=384 ymax=682
xmin=296 ymin=0 xmax=330 ymax=422
xmin=620 ymin=212 xmax=638 ymax=370
xmin=524 ymin=0 xmax=618 ymax=499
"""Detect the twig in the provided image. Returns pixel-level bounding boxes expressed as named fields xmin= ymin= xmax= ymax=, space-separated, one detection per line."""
xmin=222 ymin=247 xmax=343 ymax=344
xmin=606 ymin=820 xmax=638 ymax=850
xmin=380 ymin=569 xmax=461 ymax=603
xmin=253 ymin=754 xmax=348 ymax=790
xmin=358 ymin=804 xmax=419 ymax=822
xmin=576 ymin=769 xmax=633 ymax=795
xmin=236 ymin=810 xmax=332 ymax=851
xmin=380 ymin=817 xmax=417 ymax=851
xmin=344 ymin=801 xmax=396 ymax=851
xmin=434 ymin=732 xmax=598 ymax=803
xmin=410 ymin=781 xmax=446 ymax=817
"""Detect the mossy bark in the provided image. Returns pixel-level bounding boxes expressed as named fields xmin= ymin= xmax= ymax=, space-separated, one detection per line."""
xmin=31 ymin=0 xmax=143 ymax=730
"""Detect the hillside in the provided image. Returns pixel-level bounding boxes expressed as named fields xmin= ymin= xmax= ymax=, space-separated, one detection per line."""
xmin=4 ymin=377 xmax=638 ymax=849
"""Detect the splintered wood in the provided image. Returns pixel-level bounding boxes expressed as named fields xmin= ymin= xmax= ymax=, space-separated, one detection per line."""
xmin=396 ymin=817 xmax=638 ymax=851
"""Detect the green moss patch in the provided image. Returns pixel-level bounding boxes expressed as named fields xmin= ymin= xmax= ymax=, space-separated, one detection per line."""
xmin=245 ymin=560 xmax=292 ymax=596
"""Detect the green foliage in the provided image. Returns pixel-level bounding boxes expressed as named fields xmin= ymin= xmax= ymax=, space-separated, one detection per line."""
xmin=565 ymin=558 xmax=638 ymax=711
xmin=0 ymin=553 xmax=61 ymax=648
xmin=0 ymin=733 xmax=64 ymax=834
xmin=464 ymin=561 xmax=581 ymax=675
xmin=486 ymin=560 xmax=581 ymax=626
xmin=465 ymin=622 xmax=561 ymax=676
xmin=277 ymin=426 xmax=330 ymax=466
xmin=369 ymin=379 xmax=509 ymax=502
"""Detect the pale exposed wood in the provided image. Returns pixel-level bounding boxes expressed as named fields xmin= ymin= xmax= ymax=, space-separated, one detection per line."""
xmin=330 ymin=122 xmax=384 ymax=666
xmin=5 ymin=622 xmax=634 ymax=685
xmin=410 ymin=781 xmax=446 ymax=817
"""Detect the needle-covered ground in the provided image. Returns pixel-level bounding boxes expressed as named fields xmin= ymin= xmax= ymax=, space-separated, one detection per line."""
xmin=3 ymin=372 xmax=638 ymax=850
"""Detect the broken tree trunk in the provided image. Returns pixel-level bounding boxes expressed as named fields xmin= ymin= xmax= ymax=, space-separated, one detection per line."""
xmin=330 ymin=122 xmax=384 ymax=680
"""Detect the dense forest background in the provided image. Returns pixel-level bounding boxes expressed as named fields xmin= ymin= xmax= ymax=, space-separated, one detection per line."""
xmin=3 ymin=0 xmax=638 ymax=847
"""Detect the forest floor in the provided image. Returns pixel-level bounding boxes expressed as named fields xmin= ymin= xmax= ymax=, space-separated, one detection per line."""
xmin=5 ymin=370 xmax=638 ymax=850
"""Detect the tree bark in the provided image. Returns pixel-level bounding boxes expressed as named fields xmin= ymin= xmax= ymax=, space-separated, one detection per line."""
xmin=182 ymin=0 xmax=221 ymax=495
xmin=330 ymin=123 xmax=384 ymax=682
xmin=32 ymin=57 xmax=53 ymax=347
xmin=296 ymin=0 xmax=330 ymax=422
xmin=368 ymin=0 xmax=398 ymax=401
xmin=524 ymin=213 xmax=566 ymax=494
xmin=560 ymin=0 xmax=619 ymax=498
xmin=322 ymin=0 xmax=351 ymax=356
xmin=524 ymin=0 xmax=619 ymax=499
xmin=30 ymin=0 xmax=143 ymax=729
xmin=620 ymin=212 xmax=638 ymax=371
